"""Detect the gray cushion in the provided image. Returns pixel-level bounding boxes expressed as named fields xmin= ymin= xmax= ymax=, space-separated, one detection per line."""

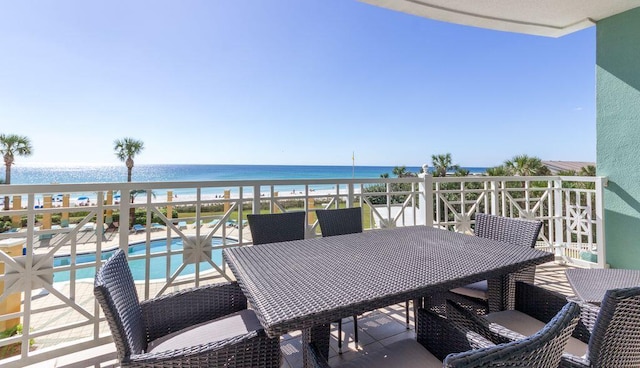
xmin=147 ymin=309 xmax=262 ymax=353
xmin=450 ymin=280 xmax=488 ymax=300
xmin=485 ymin=310 xmax=587 ymax=357
xmin=335 ymin=339 xmax=442 ymax=368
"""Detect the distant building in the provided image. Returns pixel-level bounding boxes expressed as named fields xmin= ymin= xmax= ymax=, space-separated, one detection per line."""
xmin=542 ymin=161 xmax=594 ymax=174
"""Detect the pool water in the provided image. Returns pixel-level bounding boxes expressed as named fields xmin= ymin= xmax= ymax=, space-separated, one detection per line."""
xmin=53 ymin=237 xmax=235 ymax=282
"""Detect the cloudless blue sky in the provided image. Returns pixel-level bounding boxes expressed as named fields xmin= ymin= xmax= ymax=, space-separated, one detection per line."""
xmin=0 ymin=0 xmax=596 ymax=168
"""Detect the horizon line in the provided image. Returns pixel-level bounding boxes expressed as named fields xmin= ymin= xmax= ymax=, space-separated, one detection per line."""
xmin=16 ymin=162 xmax=497 ymax=169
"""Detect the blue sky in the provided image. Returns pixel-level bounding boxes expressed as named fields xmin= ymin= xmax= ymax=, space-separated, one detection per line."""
xmin=0 ymin=0 xmax=596 ymax=168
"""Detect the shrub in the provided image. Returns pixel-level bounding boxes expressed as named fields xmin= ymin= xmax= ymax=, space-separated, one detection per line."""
xmin=0 ymin=324 xmax=35 ymax=359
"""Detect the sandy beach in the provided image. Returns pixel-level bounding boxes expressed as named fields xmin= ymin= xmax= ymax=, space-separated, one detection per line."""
xmin=6 ymin=187 xmax=363 ymax=209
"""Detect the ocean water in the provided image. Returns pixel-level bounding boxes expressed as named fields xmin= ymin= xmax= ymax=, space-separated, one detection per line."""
xmin=4 ymin=164 xmax=488 ymax=204
xmin=10 ymin=164 xmax=488 ymax=185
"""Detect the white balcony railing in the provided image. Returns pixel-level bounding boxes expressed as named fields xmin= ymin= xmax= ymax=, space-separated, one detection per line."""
xmin=0 ymin=174 xmax=605 ymax=366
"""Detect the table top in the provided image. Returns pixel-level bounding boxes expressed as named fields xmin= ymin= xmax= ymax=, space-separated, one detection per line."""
xmin=224 ymin=225 xmax=554 ymax=337
xmin=566 ymin=268 xmax=640 ymax=304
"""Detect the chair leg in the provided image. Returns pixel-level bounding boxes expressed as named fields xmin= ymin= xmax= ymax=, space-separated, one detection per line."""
xmin=353 ymin=315 xmax=359 ymax=344
xmin=405 ymin=301 xmax=410 ymax=329
xmin=338 ymin=319 xmax=342 ymax=354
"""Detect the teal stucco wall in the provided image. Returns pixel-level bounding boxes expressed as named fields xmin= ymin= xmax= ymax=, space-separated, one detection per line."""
xmin=597 ymin=7 xmax=640 ymax=269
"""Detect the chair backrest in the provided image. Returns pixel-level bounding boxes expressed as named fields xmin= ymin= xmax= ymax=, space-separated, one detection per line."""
xmin=247 ymin=211 xmax=306 ymax=245
xmin=445 ymin=302 xmax=580 ymax=368
xmin=474 ymin=213 xmax=542 ymax=248
xmin=94 ymin=250 xmax=146 ymax=361
xmin=588 ymin=286 xmax=640 ymax=367
xmin=316 ymin=207 xmax=363 ymax=237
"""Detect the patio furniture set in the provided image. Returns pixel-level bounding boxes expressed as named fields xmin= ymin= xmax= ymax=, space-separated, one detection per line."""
xmin=93 ymin=210 xmax=640 ymax=367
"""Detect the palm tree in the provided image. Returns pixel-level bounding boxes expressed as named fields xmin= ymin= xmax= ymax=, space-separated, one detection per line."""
xmin=504 ymin=154 xmax=550 ymax=176
xmin=1 ymin=134 xmax=33 ymax=210
xmin=454 ymin=168 xmax=470 ymax=177
xmin=114 ymin=138 xmax=144 ymax=228
xmin=392 ymin=166 xmax=408 ymax=177
xmin=580 ymin=165 xmax=596 ymax=176
xmin=114 ymin=137 xmax=144 ymax=182
xmin=431 ymin=153 xmax=460 ymax=177
xmin=485 ymin=166 xmax=509 ymax=176
xmin=392 ymin=166 xmax=417 ymax=178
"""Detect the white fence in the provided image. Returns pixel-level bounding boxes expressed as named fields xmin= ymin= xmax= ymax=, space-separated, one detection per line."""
xmin=0 ymin=175 xmax=605 ymax=366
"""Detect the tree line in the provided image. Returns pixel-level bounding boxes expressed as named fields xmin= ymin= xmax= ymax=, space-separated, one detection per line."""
xmin=364 ymin=153 xmax=596 ymax=206
xmin=379 ymin=153 xmax=595 ymax=178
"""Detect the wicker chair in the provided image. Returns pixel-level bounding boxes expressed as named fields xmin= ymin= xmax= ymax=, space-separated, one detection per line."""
xmin=316 ymin=207 xmax=363 ymax=237
xmin=315 ymin=207 xmax=364 ymax=352
xmin=431 ymin=214 xmax=543 ymax=315
xmin=247 ymin=211 xmax=306 ymax=245
xmin=447 ymin=281 xmax=640 ymax=368
xmin=306 ymin=301 xmax=580 ymax=368
xmin=94 ymin=250 xmax=281 ymax=367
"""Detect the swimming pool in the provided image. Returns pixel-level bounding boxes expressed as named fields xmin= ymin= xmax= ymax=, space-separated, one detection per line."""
xmin=53 ymin=237 xmax=237 ymax=282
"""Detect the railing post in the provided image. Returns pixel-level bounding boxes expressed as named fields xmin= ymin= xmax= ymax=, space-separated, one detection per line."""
xmin=252 ymin=185 xmax=261 ymax=214
xmin=594 ymin=177 xmax=607 ymax=268
xmin=236 ymin=187 xmax=243 ymax=243
xmin=119 ymin=189 xmax=131 ymax=253
xmin=96 ymin=191 xmax=105 ymax=239
xmin=167 ymin=190 xmax=173 ymax=223
xmin=553 ymin=179 xmax=564 ymax=257
xmin=490 ymin=179 xmax=499 ymax=215
xmin=419 ymin=164 xmax=433 ymax=227
xmin=347 ymin=183 xmax=354 ymax=208
xmin=195 ymin=188 xmax=202 ymax=237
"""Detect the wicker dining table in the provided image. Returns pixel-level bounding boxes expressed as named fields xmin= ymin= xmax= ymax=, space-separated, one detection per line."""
xmin=566 ymin=268 xmax=640 ymax=305
xmin=223 ymin=225 xmax=554 ymax=367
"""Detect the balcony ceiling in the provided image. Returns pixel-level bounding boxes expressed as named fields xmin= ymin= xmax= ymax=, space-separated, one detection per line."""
xmin=360 ymin=0 xmax=640 ymax=37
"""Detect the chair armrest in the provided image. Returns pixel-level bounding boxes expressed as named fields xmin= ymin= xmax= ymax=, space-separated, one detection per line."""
xmin=127 ymin=329 xmax=281 ymax=367
xmin=417 ymin=307 xmax=496 ymax=361
xmin=141 ymin=281 xmax=248 ymax=342
xmin=449 ymin=284 xmax=585 ymax=347
xmin=514 ymin=282 xmax=569 ymax=323
xmin=566 ymin=296 xmax=599 ymax=335
xmin=514 ymin=282 xmax=595 ymax=344
xmin=559 ymin=352 xmax=591 ymax=368
xmin=446 ymin=302 xmax=580 ymax=368
xmin=444 ymin=300 xmax=519 ymax=345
